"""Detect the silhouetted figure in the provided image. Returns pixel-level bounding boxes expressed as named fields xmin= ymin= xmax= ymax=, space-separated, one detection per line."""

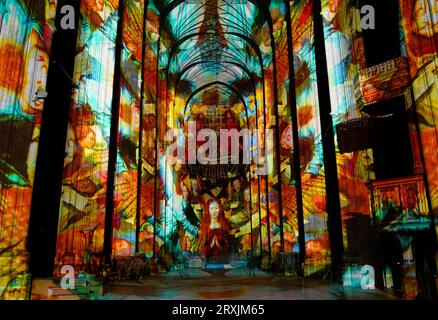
xmin=413 ymin=231 xmax=438 ymax=300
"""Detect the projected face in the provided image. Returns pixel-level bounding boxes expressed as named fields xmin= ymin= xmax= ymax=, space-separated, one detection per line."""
xmin=244 ymin=188 xmax=251 ymax=202
xmin=83 ymin=127 xmax=97 ymax=149
xmin=233 ymin=179 xmax=241 ymax=192
xmin=182 ymin=185 xmax=189 ymax=201
xmin=26 ymin=30 xmax=49 ymax=114
xmin=414 ymin=0 xmax=438 ymax=36
xmin=280 ymin=124 xmax=293 ymax=150
xmin=209 ymin=201 xmax=220 ymax=219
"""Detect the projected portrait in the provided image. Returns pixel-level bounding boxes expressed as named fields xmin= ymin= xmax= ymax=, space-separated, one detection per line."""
xmin=198 ymin=200 xmax=232 ymax=263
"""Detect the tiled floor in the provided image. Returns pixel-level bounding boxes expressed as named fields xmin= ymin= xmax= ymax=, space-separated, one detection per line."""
xmin=99 ymin=268 xmax=397 ymax=300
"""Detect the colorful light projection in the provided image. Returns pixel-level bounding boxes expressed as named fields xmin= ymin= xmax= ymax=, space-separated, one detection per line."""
xmin=0 ymin=0 xmax=57 ymax=299
xmin=399 ymin=0 xmax=438 ymax=226
xmin=55 ymin=0 xmax=120 ymax=269
xmin=259 ymin=1 xmax=281 ymax=262
xmin=112 ymin=0 xmax=145 ymax=257
xmin=0 ymin=0 xmax=433 ymax=290
xmin=290 ymin=0 xmax=330 ymax=273
xmin=136 ymin=1 xmax=159 ymax=258
xmin=154 ymin=0 xmax=277 ymax=263
xmin=149 ymin=0 xmax=337 ymax=270
xmin=270 ymin=0 xmax=300 ymax=259
xmin=54 ymin=0 xmax=161 ymax=266
xmin=320 ymin=0 xmax=372 ymax=252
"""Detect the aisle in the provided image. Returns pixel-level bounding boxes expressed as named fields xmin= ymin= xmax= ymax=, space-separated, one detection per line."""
xmin=99 ymin=269 xmax=397 ymax=300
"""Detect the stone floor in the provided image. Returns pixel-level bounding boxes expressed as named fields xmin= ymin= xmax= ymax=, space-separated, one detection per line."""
xmin=98 ymin=268 xmax=397 ymax=300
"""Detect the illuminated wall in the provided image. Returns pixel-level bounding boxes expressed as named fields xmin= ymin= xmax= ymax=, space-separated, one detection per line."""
xmin=290 ymin=0 xmax=330 ymax=273
xmin=0 ymin=0 xmax=57 ymax=299
xmin=55 ymin=0 xmax=120 ymax=269
xmin=133 ymin=0 xmax=437 ymax=277
xmin=261 ymin=3 xmax=281 ymax=260
xmin=320 ymin=0 xmax=371 ymax=253
xmin=0 ymin=0 xmax=436 ymax=293
xmin=253 ymin=19 xmax=273 ymax=264
xmin=399 ymin=0 xmax=438 ymax=227
xmin=154 ymin=0 xmax=272 ymax=263
xmin=138 ymin=0 xmax=159 ymax=258
xmin=112 ymin=0 xmax=160 ymax=260
xmin=150 ymin=0 xmax=334 ymax=271
xmin=55 ymin=0 xmax=160 ymax=263
xmin=150 ymin=0 xmax=302 ymax=265
xmin=112 ymin=0 xmax=145 ymax=257
xmin=271 ymin=0 xmax=300 ymax=257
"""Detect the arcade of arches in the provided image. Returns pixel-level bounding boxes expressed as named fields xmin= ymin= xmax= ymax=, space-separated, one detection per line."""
xmin=0 ymin=0 xmax=437 ymax=300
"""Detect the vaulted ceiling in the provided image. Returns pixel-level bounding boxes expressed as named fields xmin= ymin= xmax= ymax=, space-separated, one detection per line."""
xmin=158 ymin=0 xmax=273 ymax=117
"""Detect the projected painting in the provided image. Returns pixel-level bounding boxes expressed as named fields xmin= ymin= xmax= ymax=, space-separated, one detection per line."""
xmin=273 ymin=0 xmax=303 ymax=259
xmin=150 ymin=0 xmax=286 ymax=267
xmin=55 ymin=0 xmax=161 ymax=264
xmin=399 ymin=0 xmax=438 ymax=224
xmin=112 ymin=0 xmax=145 ymax=257
xmin=320 ymin=0 xmax=371 ymax=253
xmin=290 ymin=0 xmax=330 ymax=273
xmin=55 ymin=0 xmax=120 ymax=270
xmin=0 ymin=0 xmax=57 ymax=299
xmin=137 ymin=0 xmax=160 ymax=259
xmin=0 ymin=0 xmax=436 ymax=301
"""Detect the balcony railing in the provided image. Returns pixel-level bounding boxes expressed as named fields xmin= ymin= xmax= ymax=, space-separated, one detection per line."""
xmin=354 ymin=57 xmax=411 ymax=110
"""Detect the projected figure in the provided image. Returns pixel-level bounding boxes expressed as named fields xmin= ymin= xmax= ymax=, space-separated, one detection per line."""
xmin=400 ymin=0 xmax=438 ymax=76
xmin=80 ymin=224 xmax=101 ymax=274
xmin=155 ymin=157 xmax=201 ymax=259
xmin=155 ymin=200 xmax=200 ymax=260
xmin=199 ymin=200 xmax=232 ymax=263
xmin=179 ymin=184 xmax=201 ymax=251
xmin=376 ymin=189 xmax=400 ymax=223
xmin=228 ymin=178 xmax=244 ymax=213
